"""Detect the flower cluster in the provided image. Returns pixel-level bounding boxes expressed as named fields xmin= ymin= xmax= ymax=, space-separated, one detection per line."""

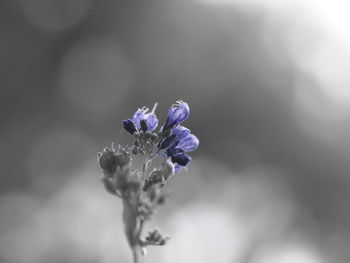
xmin=123 ymin=100 xmax=199 ymax=172
xmin=98 ymin=101 xmax=198 ymax=263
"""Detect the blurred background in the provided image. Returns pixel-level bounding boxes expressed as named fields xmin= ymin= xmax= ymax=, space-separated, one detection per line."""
xmin=1 ymin=0 xmax=350 ymax=262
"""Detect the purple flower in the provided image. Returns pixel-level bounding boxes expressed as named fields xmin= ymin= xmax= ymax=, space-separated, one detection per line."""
xmin=171 ymin=153 xmax=191 ymax=167
xmin=176 ymin=134 xmax=199 ymax=152
xmin=163 ymin=101 xmax=190 ymax=130
xmin=164 ymin=130 xmax=198 ymax=173
xmin=164 ymin=127 xmax=198 ymax=155
xmin=122 ymin=101 xmax=198 ymax=174
xmin=123 ymin=119 xmax=138 ymax=135
xmin=132 ymin=109 xmax=144 ymax=129
xmin=144 ymin=114 xmax=158 ymax=131
xmin=132 ymin=106 xmax=158 ymax=131
xmin=171 ymin=126 xmax=190 ymax=140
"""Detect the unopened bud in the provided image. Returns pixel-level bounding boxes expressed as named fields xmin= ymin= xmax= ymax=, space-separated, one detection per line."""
xmin=171 ymin=153 xmax=191 ymax=166
xmin=159 ymin=134 xmax=176 ymax=150
xmin=140 ymin=119 xmax=149 ymax=132
xmin=145 ymin=229 xmax=169 ymax=246
xmin=123 ymin=119 xmax=138 ymax=135
xmin=98 ymin=147 xmax=117 ymax=173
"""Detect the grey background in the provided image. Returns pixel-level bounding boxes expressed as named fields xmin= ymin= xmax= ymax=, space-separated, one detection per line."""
xmin=0 ymin=0 xmax=349 ymax=262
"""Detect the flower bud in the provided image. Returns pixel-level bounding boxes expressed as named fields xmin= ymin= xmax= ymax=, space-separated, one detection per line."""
xmin=98 ymin=147 xmax=117 ymax=173
xmin=171 ymin=153 xmax=191 ymax=167
xmin=176 ymin=134 xmax=199 ymax=152
xmin=163 ymin=100 xmax=189 ymax=130
xmin=140 ymin=119 xmax=149 ymax=132
xmin=166 ymin=146 xmax=181 ymax=157
xmin=172 ymin=125 xmax=190 ymax=140
xmin=123 ymin=119 xmax=138 ymax=135
xmin=174 ymin=164 xmax=184 ymax=173
xmin=133 ymin=107 xmax=159 ymax=131
xmin=158 ymin=134 xmax=177 ymax=150
xmin=145 ymin=229 xmax=169 ymax=246
xmin=145 ymin=113 xmax=158 ymax=131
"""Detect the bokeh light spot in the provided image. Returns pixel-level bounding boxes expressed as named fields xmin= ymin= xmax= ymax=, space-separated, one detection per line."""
xmin=252 ymin=243 xmax=324 ymax=263
xmin=59 ymin=37 xmax=132 ymax=120
xmin=20 ymin=0 xmax=92 ymax=32
xmin=26 ymin=128 xmax=94 ymax=180
xmin=162 ymin=204 xmax=247 ymax=263
xmin=0 ymin=192 xmax=50 ymax=263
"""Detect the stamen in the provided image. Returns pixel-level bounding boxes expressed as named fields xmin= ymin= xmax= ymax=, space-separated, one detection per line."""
xmin=151 ymin=102 xmax=158 ymax=113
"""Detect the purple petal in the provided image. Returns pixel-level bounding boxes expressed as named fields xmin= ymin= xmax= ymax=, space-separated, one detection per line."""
xmin=132 ymin=109 xmax=146 ymax=129
xmin=166 ymin=146 xmax=182 ymax=157
xmin=174 ymin=164 xmax=185 ymax=173
xmin=176 ymin=134 xmax=199 ymax=152
xmin=145 ymin=113 xmax=158 ymax=131
xmin=172 ymin=126 xmax=190 ymax=140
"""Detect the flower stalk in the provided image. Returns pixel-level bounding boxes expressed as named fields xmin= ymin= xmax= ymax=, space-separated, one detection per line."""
xmin=98 ymin=101 xmax=199 ymax=262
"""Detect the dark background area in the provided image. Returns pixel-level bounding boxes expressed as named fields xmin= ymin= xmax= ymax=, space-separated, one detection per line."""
xmin=1 ymin=0 xmax=350 ymax=262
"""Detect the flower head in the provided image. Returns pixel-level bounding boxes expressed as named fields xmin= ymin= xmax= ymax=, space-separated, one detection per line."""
xmin=132 ymin=105 xmax=158 ymax=131
xmin=121 ymin=100 xmax=198 ymax=173
xmin=176 ymin=134 xmax=199 ymax=152
xmin=163 ymin=101 xmax=189 ymax=130
xmin=99 ymin=100 xmax=199 ymax=261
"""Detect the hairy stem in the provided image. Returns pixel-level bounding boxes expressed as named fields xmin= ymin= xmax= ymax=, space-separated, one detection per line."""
xmin=132 ymin=246 xmax=142 ymax=263
xmin=130 ymin=157 xmax=150 ymax=263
